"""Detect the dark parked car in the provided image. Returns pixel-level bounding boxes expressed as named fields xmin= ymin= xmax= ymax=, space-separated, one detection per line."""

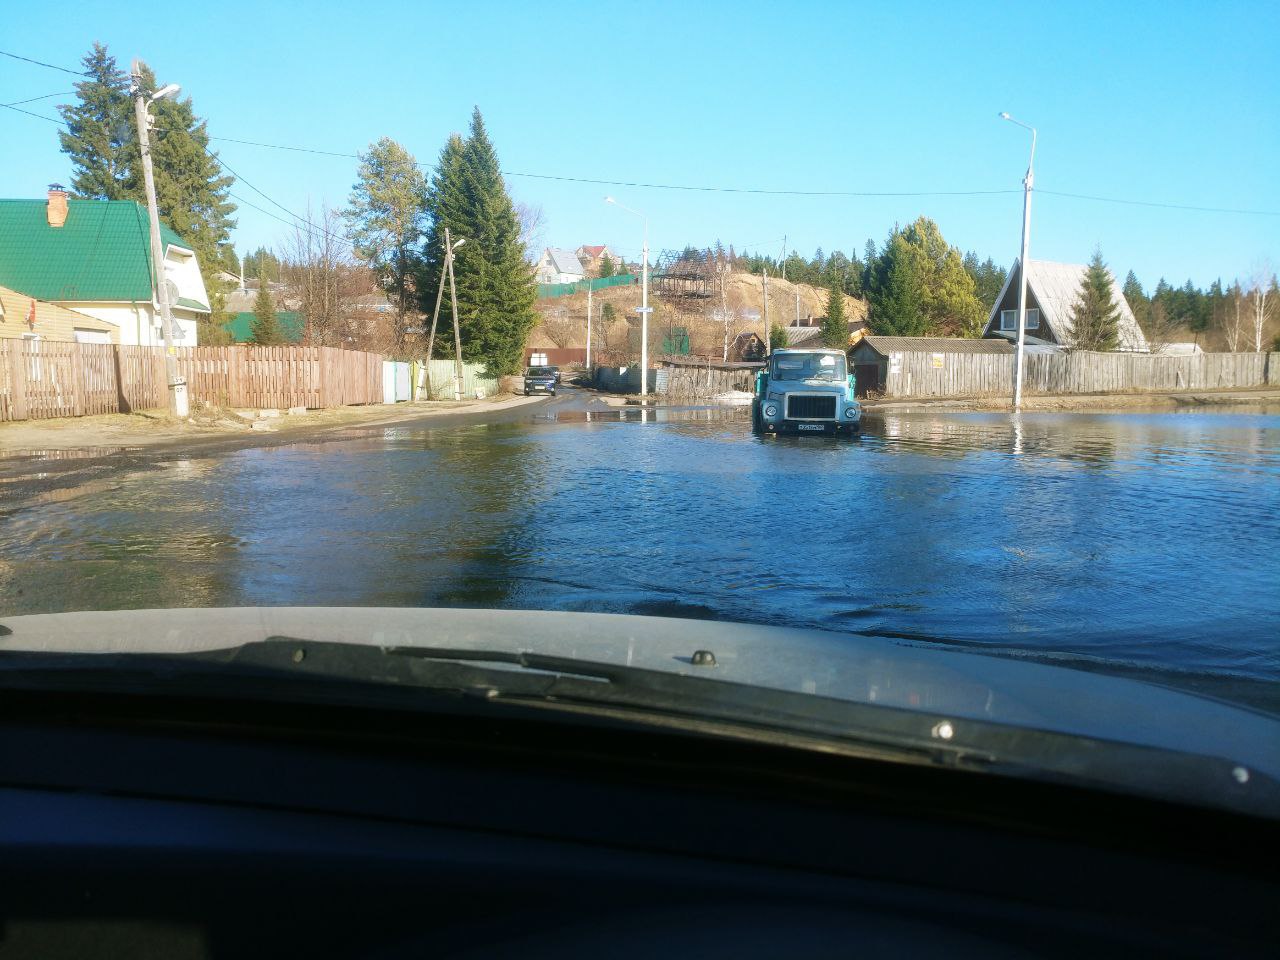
xmin=524 ymin=366 xmax=557 ymax=396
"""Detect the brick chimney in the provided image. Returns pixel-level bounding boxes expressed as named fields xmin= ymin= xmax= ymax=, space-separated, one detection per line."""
xmin=47 ymin=184 xmax=69 ymax=228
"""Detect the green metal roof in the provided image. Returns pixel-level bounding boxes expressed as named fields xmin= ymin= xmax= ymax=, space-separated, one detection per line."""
xmin=227 ymin=311 xmax=303 ymax=343
xmin=0 ymin=199 xmax=190 ymax=303
xmin=175 ymin=296 xmax=210 ymax=313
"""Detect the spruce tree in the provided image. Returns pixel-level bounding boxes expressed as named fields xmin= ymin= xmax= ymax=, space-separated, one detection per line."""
xmin=58 ymin=45 xmax=237 ymax=343
xmin=1070 ymin=250 xmax=1120 ymax=351
xmin=423 ymin=109 xmax=536 ymax=376
xmin=57 ymin=43 xmax=133 ymax=200
xmin=598 ymin=253 xmax=615 ymax=278
xmin=822 ymin=278 xmax=848 ymax=348
xmin=251 ymin=283 xmax=283 ymax=344
xmin=866 ymin=235 xmax=928 ymax=336
xmin=417 ymin=134 xmax=467 ymax=327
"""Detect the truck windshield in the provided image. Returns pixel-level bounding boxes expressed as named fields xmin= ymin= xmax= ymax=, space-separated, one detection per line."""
xmin=771 ymin=354 xmax=846 ymax=381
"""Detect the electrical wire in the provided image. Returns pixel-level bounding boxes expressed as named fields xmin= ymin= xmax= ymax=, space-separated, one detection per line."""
xmin=2 ymin=91 xmax=74 ymax=107
xmin=4 ymin=46 xmax=1276 ymax=218
xmin=1038 ymin=189 xmax=1280 ymax=218
xmin=0 ymin=49 xmax=87 ymax=76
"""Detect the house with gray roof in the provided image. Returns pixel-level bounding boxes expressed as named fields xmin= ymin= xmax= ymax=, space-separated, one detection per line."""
xmin=535 ymin=247 xmax=587 ymax=285
xmin=983 ymin=258 xmax=1149 ymax=352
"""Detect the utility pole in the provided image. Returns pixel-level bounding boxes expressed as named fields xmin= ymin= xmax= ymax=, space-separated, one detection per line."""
xmin=585 ymin=281 xmax=593 ymax=370
xmin=639 ymin=224 xmax=649 ymax=396
xmin=131 ymin=59 xmax=187 ymax=418
xmin=795 ymin=290 xmax=801 ymax=326
xmin=445 ymin=227 xmax=465 ymax=401
xmin=779 ymin=236 xmax=787 ymax=280
xmin=1000 ymin=112 xmax=1036 ymax=411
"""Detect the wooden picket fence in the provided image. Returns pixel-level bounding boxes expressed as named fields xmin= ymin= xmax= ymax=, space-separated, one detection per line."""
xmin=0 ymin=341 xmax=384 ymax=423
xmin=882 ymin=350 xmax=1280 ymax=399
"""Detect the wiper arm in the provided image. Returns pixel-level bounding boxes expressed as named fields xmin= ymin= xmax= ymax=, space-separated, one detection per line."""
xmin=1 ymin=637 xmax=1275 ymax=817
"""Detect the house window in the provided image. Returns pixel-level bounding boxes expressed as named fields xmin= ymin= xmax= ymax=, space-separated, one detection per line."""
xmin=1000 ymin=308 xmax=1039 ymax=331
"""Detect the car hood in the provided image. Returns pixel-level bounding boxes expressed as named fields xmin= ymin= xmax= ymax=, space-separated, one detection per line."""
xmin=1 ymin=606 xmax=1275 ymax=779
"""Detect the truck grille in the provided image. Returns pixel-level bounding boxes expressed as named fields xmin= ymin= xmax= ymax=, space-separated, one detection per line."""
xmin=786 ymin=395 xmax=837 ymax=420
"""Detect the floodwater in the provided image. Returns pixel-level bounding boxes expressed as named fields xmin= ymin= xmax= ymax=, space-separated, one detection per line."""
xmin=2 ymin=389 xmax=1278 ymax=710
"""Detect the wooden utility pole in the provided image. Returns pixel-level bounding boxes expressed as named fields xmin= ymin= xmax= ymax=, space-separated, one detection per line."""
xmin=779 ymin=236 xmax=787 ymax=280
xmin=446 ymin=227 xmax=465 ymax=400
xmin=421 ymin=237 xmax=451 ymax=399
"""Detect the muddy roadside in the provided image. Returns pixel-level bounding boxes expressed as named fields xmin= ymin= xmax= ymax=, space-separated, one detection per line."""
xmin=0 ymin=393 xmax=548 ymax=508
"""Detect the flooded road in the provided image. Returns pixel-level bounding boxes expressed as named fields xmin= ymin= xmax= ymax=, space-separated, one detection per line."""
xmin=2 ymin=388 xmax=1278 ymax=709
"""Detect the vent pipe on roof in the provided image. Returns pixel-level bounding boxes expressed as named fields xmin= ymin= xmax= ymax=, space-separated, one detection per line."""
xmin=47 ymin=184 xmax=68 ymax=228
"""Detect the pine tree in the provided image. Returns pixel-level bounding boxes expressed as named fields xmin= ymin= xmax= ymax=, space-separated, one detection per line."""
xmin=421 ymin=109 xmax=537 ymax=376
xmin=57 ymin=43 xmax=133 ymax=200
xmin=344 ymin=137 xmax=427 ymax=351
xmin=822 ymin=278 xmax=848 ymax=349
xmin=864 ymin=219 xmax=981 ymax=336
xmin=1070 ymin=250 xmax=1120 ymax=351
xmin=251 ymin=283 xmax=283 ymax=344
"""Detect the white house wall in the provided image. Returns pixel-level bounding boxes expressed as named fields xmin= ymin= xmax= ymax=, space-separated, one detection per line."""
xmin=49 ymin=302 xmax=199 ymax=347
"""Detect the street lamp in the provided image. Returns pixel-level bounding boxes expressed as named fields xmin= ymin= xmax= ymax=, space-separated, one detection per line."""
xmin=132 ymin=59 xmax=186 ymax=417
xmin=605 ymin=196 xmax=650 ymax=396
xmin=999 ymin=112 xmax=1036 ymax=410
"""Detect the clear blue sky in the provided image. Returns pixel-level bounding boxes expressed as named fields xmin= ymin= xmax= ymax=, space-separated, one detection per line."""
xmin=2 ymin=0 xmax=1276 ymax=289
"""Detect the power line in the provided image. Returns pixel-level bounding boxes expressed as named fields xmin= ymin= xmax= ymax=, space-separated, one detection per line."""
xmin=0 ymin=48 xmax=87 ymax=76
xmin=3 ymin=56 xmax=1275 ymax=219
xmin=228 ymin=192 xmax=353 ymax=248
xmin=1039 ymin=189 xmax=1280 ymax=218
xmin=2 ymin=90 xmax=74 ymax=107
xmin=0 ymin=100 xmax=62 ymax=123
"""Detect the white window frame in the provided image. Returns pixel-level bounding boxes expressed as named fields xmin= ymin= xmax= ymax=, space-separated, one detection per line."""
xmin=1000 ymin=308 xmax=1039 ymax=331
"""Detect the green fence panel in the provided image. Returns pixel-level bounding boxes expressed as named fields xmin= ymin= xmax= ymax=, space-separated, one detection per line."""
xmin=537 ymin=273 xmax=638 ymax=299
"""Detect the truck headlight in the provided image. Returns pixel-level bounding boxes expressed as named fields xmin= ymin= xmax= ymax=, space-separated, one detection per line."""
xmin=844 ymin=406 xmax=858 ymax=419
xmin=763 ymin=403 xmax=779 ymax=418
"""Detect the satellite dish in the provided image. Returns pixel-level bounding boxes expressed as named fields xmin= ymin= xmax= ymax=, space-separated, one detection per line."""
xmin=163 ymin=279 xmax=180 ymax=304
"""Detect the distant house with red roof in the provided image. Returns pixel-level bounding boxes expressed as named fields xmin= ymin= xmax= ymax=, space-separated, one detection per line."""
xmin=574 ymin=244 xmax=621 ymax=276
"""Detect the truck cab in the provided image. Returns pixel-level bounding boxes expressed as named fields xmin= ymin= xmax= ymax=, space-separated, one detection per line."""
xmin=753 ymin=349 xmax=860 ymax=435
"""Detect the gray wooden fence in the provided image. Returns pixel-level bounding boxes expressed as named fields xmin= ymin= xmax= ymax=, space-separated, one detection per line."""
xmin=883 ymin=350 xmax=1279 ymax=399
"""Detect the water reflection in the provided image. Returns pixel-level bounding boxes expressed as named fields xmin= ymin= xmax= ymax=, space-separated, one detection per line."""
xmin=1 ymin=407 xmax=1277 ymax=709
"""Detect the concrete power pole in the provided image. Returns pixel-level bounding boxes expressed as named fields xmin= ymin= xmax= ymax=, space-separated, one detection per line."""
xmin=762 ymin=269 xmax=771 ymax=355
xmin=131 ymin=59 xmax=187 ymax=418
xmin=585 ymin=281 xmax=593 ymax=371
xmin=445 ymin=227 xmax=465 ymax=401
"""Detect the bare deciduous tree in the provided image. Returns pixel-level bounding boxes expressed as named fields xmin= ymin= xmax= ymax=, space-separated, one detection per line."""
xmin=1246 ymin=262 xmax=1276 ymax=353
xmin=1142 ymin=299 xmax=1180 ymax=354
xmin=1217 ymin=280 xmax=1247 ymax=352
xmin=541 ymin=304 xmax=576 ymax=349
xmin=514 ymin=201 xmax=546 ymax=265
xmin=280 ymin=202 xmax=385 ymax=351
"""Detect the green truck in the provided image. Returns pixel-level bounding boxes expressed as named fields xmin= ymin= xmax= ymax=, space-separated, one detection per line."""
xmin=752 ymin=348 xmax=861 ymax=436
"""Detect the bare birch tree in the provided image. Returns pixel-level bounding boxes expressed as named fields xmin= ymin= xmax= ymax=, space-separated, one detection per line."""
xmin=1246 ymin=263 xmax=1275 ymax=353
xmin=1217 ymin=280 xmax=1247 ymax=352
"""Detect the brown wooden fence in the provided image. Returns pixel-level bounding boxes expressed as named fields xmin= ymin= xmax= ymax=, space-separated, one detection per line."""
xmin=1 ymin=341 xmax=384 ymax=423
xmin=882 ymin=350 xmax=1280 ymax=399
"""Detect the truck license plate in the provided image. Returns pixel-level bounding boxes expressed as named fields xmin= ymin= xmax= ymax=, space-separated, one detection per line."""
xmin=797 ymin=423 xmax=825 ymax=431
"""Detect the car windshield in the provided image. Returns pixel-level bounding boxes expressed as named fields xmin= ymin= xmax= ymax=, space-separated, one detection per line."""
xmin=0 ymin=3 xmax=1276 ymax=820
xmin=771 ymin=354 xmax=846 ymax=381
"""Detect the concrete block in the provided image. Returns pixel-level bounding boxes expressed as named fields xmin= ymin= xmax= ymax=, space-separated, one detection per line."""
xmin=250 ymin=421 xmax=277 ymax=432
xmin=258 ymin=409 xmax=282 ymax=419
xmin=287 ymin=406 xmax=307 ymax=416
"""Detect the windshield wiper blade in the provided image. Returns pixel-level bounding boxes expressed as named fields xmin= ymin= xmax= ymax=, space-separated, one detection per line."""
xmin=1 ymin=637 xmax=1275 ymax=817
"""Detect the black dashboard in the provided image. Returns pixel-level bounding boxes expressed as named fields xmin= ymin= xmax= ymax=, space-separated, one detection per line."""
xmin=1 ymin=688 xmax=1274 ymax=958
